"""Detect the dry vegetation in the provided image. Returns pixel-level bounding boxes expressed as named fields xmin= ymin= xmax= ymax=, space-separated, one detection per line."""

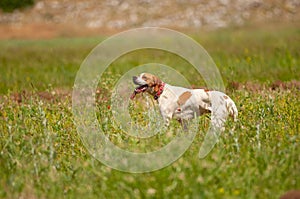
xmin=0 ymin=0 xmax=299 ymax=39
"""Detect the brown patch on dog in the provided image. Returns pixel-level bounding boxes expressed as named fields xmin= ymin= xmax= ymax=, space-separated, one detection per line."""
xmin=199 ymin=105 xmax=211 ymax=114
xmin=177 ymin=91 xmax=192 ymax=106
xmin=223 ymin=95 xmax=228 ymax=99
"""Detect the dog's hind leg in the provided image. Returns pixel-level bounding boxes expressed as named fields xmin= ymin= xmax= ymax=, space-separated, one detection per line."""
xmin=176 ymin=119 xmax=189 ymax=132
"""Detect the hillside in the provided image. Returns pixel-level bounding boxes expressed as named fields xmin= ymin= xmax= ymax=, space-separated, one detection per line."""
xmin=0 ymin=0 xmax=299 ymax=38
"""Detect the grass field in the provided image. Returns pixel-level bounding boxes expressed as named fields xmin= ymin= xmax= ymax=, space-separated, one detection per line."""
xmin=0 ymin=24 xmax=299 ymax=198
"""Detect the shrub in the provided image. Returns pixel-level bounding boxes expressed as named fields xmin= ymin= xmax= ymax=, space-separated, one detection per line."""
xmin=0 ymin=0 xmax=35 ymax=12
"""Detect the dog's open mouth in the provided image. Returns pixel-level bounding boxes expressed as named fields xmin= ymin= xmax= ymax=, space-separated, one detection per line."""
xmin=130 ymin=84 xmax=148 ymax=99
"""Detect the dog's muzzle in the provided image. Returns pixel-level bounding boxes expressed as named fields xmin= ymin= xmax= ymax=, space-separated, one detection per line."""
xmin=130 ymin=76 xmax=149 ymax=100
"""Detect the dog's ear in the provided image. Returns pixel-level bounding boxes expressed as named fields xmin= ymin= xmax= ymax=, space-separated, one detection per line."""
xmin=152 ymin=75 xmax=162 ymax=87
xmin=154 ymin=84 xmax=160 ymax=92
xmin=153 ymin=78 xmax=163 ymax=93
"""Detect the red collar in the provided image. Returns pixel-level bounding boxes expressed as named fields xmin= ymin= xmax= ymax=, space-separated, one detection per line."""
xmin=154 ymin=82 xmax=165 ymax=100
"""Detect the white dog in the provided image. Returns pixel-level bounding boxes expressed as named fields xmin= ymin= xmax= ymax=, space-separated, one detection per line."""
xmin=130 ymin=73 xmax=238 ymax=127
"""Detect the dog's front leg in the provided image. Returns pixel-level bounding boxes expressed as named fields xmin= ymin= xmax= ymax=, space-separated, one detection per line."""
xmin=161 ymin=110 xmax=172 ymax=127
xmin=158 ymin=104 xmax=173 ymax=127
xmin=163 ymin=115 xmax=172 ymax=127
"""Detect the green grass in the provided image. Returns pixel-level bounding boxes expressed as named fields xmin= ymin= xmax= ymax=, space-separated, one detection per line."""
xmin=0 ymin=24 xmax=299 ymax=94
xmin=0 ymin=24 xmax=299 ymax=198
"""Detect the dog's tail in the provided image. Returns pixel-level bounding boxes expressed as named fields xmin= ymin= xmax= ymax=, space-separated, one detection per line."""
xmin=225 ymin=97 xmax=238 ymax=122
xmin=199 ymin=92 xmax=238 ymax=159
xmin=209 ymin=91 xmax=238 ymax=128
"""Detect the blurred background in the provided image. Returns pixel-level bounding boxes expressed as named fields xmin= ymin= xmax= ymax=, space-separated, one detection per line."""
xmin=0 ymin=1 xmax=299 ymax=199
xmin=0 ymin=0 xmax=299 ymax=39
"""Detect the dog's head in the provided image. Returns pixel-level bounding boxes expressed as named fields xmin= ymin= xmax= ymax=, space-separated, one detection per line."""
xmin=130 ymin=73 xmax=163 ymax=99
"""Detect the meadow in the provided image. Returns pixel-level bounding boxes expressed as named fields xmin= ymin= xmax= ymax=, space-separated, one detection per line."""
xmin=0 ymin=24 xmax=299 ymax=198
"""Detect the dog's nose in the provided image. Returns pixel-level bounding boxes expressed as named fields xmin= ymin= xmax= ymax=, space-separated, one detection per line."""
xmin=132 ymin=76 xmax=137 ymax=82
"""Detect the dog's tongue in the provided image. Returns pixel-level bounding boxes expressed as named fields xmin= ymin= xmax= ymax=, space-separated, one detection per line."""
xmin=130 ymin=85 xmax=148 ymax=100
xmin=130 ymin=91 xmax=136 ymax=100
